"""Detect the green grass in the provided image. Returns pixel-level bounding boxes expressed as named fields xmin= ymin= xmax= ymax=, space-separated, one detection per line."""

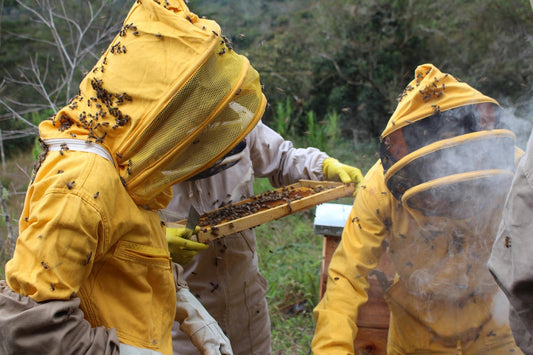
xmin=255 ymin=207 xmax=321 ymax=355
xmin=251 ymin=138 xmax=379 ymax=354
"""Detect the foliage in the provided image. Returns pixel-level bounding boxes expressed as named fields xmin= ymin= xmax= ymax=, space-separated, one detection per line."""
xmin=273 ymin=97 xmax=293 ymax=138
xmin=3 ymin=0 xmax=533 ymax=153
xmin=254 ymin=177 xmax=322 ymax=354
xmin=191 ymin=0 xmax=533 ymax=139
xmin=0 ymin=0 xmax=130 ymax=156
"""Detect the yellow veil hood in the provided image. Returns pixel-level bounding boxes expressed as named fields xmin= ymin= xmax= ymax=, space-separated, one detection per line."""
xmin=380 ymin=64 xmax=515 ymax=219
xmin=381 ymin=63 xmax=499 ymax=139
xmin=39 ymin=0 xmax=266 ymax=209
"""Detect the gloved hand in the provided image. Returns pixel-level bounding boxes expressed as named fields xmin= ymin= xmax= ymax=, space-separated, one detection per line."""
xmin=175 ymin=287 xmax=233 ymax=355
xmin=322 ymin=157 xmax=364 ymax=194
xmin=166 ymin=226 xmax=208 ymax=265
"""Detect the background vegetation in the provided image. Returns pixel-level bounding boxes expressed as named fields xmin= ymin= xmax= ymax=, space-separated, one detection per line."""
xmin=1 ymin=0 xmax=533 ymax=353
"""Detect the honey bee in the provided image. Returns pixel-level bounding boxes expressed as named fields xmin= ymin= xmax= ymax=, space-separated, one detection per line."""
xmin=210 ymin=283 xmax=219 ymax=292
xmin=94 ymin=192 xmax=100 ymax=199
xmin=82 ymin=251 xmax=93 ymax=266
xmin=504 ymin=236 xmax=511 ymax=248
xmin=66 ymin=181 xmax=75 ymax=189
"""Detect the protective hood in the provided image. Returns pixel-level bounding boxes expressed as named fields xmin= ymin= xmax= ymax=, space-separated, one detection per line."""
xmin=380 ymin=64 xmax=515 ymax=218
xmin=38 ymin=0 xmax=266 ymax=209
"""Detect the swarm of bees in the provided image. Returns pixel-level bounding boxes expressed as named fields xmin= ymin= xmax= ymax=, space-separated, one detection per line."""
xmin=31 ymin=138 xmax=49 ymax=183
xmin=417 ymin=73 xmax=447 ymax=102
xmin=199 ymin=185 xmax=331 ymax=231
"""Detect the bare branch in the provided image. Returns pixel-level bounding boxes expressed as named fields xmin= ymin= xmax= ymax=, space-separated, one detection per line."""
xmin=3 ymin=0 xmax=128 ymax=127
xmin=15 ymin=163 xmax=32 ymax=181
xmin=0 ymin=100 xmax=39 ymax=131
xmin=28 ymin=55 xmax=58 ymax=112
xmin=0 ymin=81 xmax=39 ymax=131
xmin=4 ymin=30 xmax=56 ymax=47
xmin=0 ymin=180 xmax=18 ymax=257
xmin=317 ymin=52 xmax=357 ymax=86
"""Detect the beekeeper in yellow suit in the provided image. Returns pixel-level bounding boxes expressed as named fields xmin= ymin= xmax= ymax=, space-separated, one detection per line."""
xmin=0 ymin=0 xmax=266 ymax=354
xmin=312 ymin=64 xmax=523 ymax=354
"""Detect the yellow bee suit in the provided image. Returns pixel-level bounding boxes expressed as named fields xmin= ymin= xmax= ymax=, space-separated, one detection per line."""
xmin=3 ymin=0 xmax=265 ymax=353
xmin=312 ymin=64 xmax=521 ymax=354
xmin=313 ymin=162 xmax=520 ymax=354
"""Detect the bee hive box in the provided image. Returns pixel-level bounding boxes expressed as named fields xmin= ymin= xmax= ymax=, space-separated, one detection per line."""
xmin=168 ymin=180 xmax=355 ymax=242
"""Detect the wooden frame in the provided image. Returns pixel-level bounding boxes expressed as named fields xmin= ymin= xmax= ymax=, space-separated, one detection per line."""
xmin=168 ymin=180 xmax=355 ymax=242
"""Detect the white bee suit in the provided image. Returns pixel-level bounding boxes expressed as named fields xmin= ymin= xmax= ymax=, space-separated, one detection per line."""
xmin=163 ymin=121 xmax=329 ymax=355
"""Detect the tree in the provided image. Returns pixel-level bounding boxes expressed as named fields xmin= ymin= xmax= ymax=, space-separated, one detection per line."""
xmin=0 ymin=0 xmax=130 ymax=155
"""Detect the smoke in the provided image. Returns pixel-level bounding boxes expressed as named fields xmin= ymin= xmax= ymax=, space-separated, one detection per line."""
xmin=500 ymin=105 xmax=533 ymax=149
xmin=389 ymin=103 xmax=528 ymax=327
xmin=491 ymin=289 xmax=511 ymax=326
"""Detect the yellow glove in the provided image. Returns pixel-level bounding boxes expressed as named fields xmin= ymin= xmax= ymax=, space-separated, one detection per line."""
xmin=322 ymin=157 xmax=364 ymax=195
xmin=166 ymin=226 xmax=209 ymax=265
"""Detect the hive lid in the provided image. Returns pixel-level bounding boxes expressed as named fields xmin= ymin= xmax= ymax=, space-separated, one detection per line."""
xmin=313 ymin=203 xmax=353 ymax=237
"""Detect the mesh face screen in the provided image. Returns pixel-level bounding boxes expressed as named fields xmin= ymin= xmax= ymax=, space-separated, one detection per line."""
xmin=124 ymin=40 xmax=244 ymax=178
xmin=161 ymin=75 xmax=261 ymax=181
xmin=385 ymin=134 xmax=515 ymax=201
xmin=123 ymin=47 xmax=264 ymax=203
xmin=381 ymin=104 xmax=503 ymax=173
xmin=404 ymin=173 xmax=512 ymax=219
